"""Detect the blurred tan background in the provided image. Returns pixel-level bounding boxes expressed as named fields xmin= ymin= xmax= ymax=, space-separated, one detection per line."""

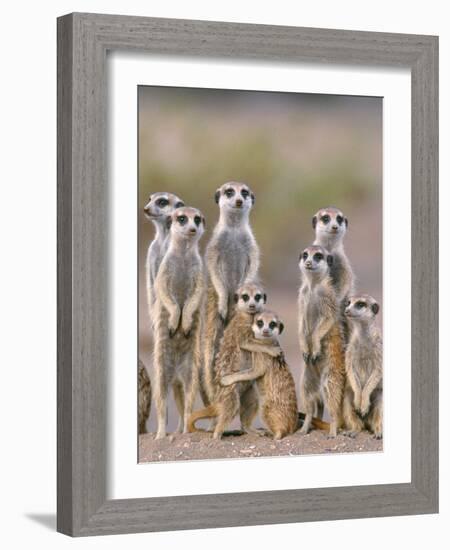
xmin=138 ymin=86 xmax=382 ymax=433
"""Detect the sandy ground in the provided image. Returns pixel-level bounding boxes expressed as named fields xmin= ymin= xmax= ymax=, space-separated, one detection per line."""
xmin=139 ymin=429 xmax=382 ymax=463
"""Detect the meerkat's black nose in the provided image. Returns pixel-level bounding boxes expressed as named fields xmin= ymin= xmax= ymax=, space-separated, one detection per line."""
xmin=235 ymin=199 xmax=243 ymax=207
xmin=189 ymin=227 xmax=197 ymax=233
xmin=332 ymin=224 xmax=338 ymax=230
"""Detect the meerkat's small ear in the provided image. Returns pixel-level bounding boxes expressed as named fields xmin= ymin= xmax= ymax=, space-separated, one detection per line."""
xmin=278 ymin=322 xmax=284 ymax=334
xmin=234 ymin=293 xmax=239 ymax=303
xmin=371 ymin=303 xmax=379 ymax=315
xmin=251 ymin=193 xmax=255 ymax=205
xmin=165 ymin=216 xmax=172 ymax=230
xmin=327 ymin=254 xmax=333 ymax=267
xmin=312 ymin=216 xmax=317 ymax=229
xmin=175 ymin=201 xmax=184 ymax=209
xmin=345 ymin=217 xmax=349 ymax=228
xmin=214 ymin=189 xmax=221 ymax=204
xmin=263 ymin=293 xmax=267 ymax=303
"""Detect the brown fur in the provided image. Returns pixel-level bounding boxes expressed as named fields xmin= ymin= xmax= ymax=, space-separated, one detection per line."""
xmin=138 ymin=359 xmax=151 ymax=434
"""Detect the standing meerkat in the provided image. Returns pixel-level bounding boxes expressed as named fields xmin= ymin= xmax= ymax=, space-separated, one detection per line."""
xmin=153 ymin=206 xmax=206 ymax=439
xmin=342 ymin=294 xmax=383 ymax=439
xmin=202 ymin=182 xmax=260 ymax=403
xmin=220 ymin=311 xmax=298 ymax=440
xmin=312 ymin=207 xmax=354 ymax=305
xmin=138 ymin=359 xmax=151 ymax=434
xmin=143 ymin=192 xmax=184 ymax=327
xmin=298 ymin=245 xmax=346 ymax=438
xmin=188 ymin=283 xmax=282 ymax=439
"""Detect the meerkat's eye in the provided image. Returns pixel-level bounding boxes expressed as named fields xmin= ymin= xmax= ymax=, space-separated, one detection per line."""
xmin=356 ymin=301 xmax=366 ymax=309
xmin=242 ymin=294 xmax=250 ymax=302
xmin=175 ymin=201 xmax=184 ymax=209
xmin=241 ymin=189 xmax=249 ymax=198
xmin=177 ymin=215 xmax=187 ymax=225
xmin=336 ymin=215 xmax=344 ymax=225
xmin=321 ymin=215 xmax=330 ymax=224
xmin=269 ymin=321 xmax=277 ymax=330
xmin=157 ymin=198 xmax=169 ymax=207
xmin=254 ymin=293 xmax=262 ymax=302
xmin=302 ymin=252 xmax=308 ymax=261
xmin=224 ymin=188 xmax=235 ymax=198
xmin=313 ymin=253 xmax=324 ymax=262
xmin=256 ymin=320 xmax=264 ymax=328
xmin=194 ymin=216 xmax=201 ymax=226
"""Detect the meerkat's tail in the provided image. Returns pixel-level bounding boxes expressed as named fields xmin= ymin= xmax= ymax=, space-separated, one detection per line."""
xmin=187 ymin=405 xmax=219 ymax=433
xmin=297 ymin=412 xmax=331 ymax=431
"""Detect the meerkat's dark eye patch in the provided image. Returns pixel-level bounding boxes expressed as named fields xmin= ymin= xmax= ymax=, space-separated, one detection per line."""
xmin=157 ymin=198 xmax=169 ymax=207
xmin=175 ymin=201 xmax=184 ymax=209
xmin=256 ymin=320 xmax=264 ymax=329
xmin=214 ymin=190 xmax=220 ymax=204
xmin=356 ymin=301 xmax=366 ymax=309
xmin=241 ymin=188 xmax=249 ymax=199
xmin=302 ymin=251 xmax=309 ymax=261
xmin=327 ymin=255 xmax=333 ymax=267
xmin=371 ymin=303 xmax=380 ymax=315
xmin=269 ymin=321 xmax=277 ymax=330
xmin=254 ymin=293 xmax=262 ymax=302
xmin=242 ymin=294 xmax=250 ymax=302
xmin=225 ymin=188 xmax=235 ymax=198
xmin=313 ymin=253 xmax=324 ymax=262
xmin=336 ymin=215 xmax=344 ymax=225
xmin=194 ymin=216 xmax=201 ymax=226
xmin=312 ymin=215 xmax=318 ymax=229
xmin=177 ymin=215 xmax=187 ymax=225
xmin=321 ymin=214 xmax=330 ymax=224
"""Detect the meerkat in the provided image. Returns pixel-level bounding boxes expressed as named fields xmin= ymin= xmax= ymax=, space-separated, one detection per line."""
xmin=297 ymin=245 xmax=346 ymax=438
xmin=138 ymin=359 xmax=151 ymax=434
xmin=202 ymin=182 xmax=260 ymax=403
xmin=153 ymin=206 xmax=206 ymax=439
xmin=143 ymin=192 xmax=184 ymax=327
xmin=312 ymin=207 xmax=354 ymax=306
xmin=220 ymin=311 xmax=298 ymax=440
xmin=188 ymin=283 xmax=282 ymax=439
xmin=342 ymin=294 xmax=383 ymax=439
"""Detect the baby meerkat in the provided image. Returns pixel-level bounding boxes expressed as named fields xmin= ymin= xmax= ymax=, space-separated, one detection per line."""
xmin=202 ymin=182 xmax=260 ymax=403
xmin=143 ymin=192 xmax=184 ymax=327
xmin=153 ymin=206 xmax=206 ymax=439
xmin=298 ymin=245 xmax=346 ymax=438
xmin=188 ymin=283 xmax=282 ymax=439
xmin=342 ymin=294 xmax=383 ymax=439
xmin=312 ymin=207 xmax=354 ymax=305
xmin=221 ymin=311 xmax=298 ymax=440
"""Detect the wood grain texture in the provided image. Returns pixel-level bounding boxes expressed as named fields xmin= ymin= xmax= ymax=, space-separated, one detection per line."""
xmin=57 ymin=12 xmax=439 ymax=536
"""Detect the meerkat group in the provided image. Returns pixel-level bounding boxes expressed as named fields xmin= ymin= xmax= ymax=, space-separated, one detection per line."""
xmin=142 ymin=185 xmax=382 ymax=441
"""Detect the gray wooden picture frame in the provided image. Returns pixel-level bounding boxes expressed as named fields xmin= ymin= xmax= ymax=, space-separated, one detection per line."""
xmin=57 ymin=12 xmax=438 ymax=537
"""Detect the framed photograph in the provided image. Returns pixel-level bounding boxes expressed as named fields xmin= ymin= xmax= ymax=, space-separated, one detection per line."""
xmin=57 ymin=13 xmax=438 ymax=536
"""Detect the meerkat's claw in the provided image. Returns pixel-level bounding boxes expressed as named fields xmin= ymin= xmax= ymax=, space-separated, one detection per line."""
xmin=302 ymin=352 xmax=311 ymax=365
xmin=311 ymin=354 xmax=321 ymax=366
xmin=183 ymin=329 xmax=191 ymax=339
xmin=372 ymin=433 xmax=383 ymax=440
xmin=342 ymin=430 xmax=358 ymax=439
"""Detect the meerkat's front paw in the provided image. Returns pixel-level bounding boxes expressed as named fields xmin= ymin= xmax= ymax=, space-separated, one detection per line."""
xmin=302 ymin=352 xmax=311 ymax=365
xmin=220 ymin=375 xmax=233 ymax=386
xmin=311 ymin=353 xmax=322 ymax=366
xmin=168 ymin=315 xmax=181 ymax=338
xmin=359 ymin=398 xmax=370 ymax=418
xmin=372 ymin=433 xmax=383 ymax=440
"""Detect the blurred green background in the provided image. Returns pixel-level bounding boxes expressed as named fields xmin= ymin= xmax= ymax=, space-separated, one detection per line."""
xmin=138 ymin=86 xmax=382 ymax=434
